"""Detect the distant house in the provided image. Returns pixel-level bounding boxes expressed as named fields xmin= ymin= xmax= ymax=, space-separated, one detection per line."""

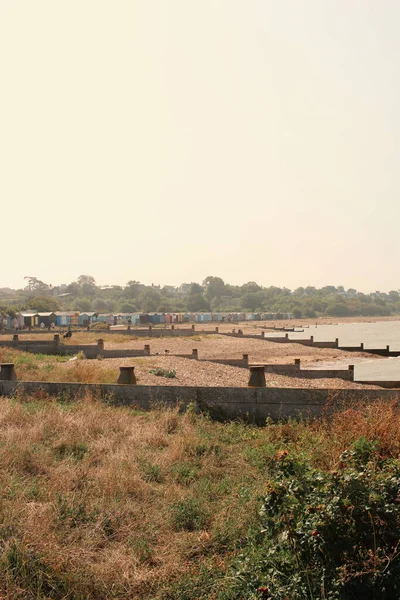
xmin=38 ymin=312 xmax=57 ymax=327
xmin=96 ymin=313 xmax=114 ymax=325
xmin=55 ymin=312 xmax=79 ymax=327
xmin=78 ymin=312 xmax=97 ymax=326
xmin=0 ymin=314 xmax=12 ymax=329
xmin=196 ymin=313 xmax=212 ymax=322
xmin=19 ymin=312 xmax=39 ymax=327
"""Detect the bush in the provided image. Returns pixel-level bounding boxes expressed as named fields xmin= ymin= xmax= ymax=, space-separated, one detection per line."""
xmin=149 ymin=368 xmax=177 ymax=379
xmin=91 ymin=322 xmax=109 ymax=330
xmin=233 ymin=440 xmax=400 ymax=599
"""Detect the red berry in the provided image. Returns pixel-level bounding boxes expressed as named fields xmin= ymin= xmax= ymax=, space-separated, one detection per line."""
xmin=312 ymin=530 xmax=318 ymax=536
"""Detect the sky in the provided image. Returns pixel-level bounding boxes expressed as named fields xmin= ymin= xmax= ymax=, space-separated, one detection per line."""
xmin=1 ymin=1 xmax=399 ymax=293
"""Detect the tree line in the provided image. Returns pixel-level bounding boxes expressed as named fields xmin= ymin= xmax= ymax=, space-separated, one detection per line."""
xmin=0 ymin=275 xmax=399 ymax=318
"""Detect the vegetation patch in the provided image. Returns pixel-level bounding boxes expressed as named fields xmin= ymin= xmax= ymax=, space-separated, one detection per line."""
xmin=149 ymin=368 xmax=177 ymax=379
xmin=0 ymin=396 xmax=399 ymax=598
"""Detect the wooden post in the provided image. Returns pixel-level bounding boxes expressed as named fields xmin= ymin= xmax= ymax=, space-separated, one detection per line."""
xmin=348 ymin=365 xmax=354 ymax=381
xmin=192 ymin=349 xmax=198 ymax=359
xmin=13 ymin=334 xmax=19 ymax=342
xmin=0 ymin=363 xmax=17 ymax=381
xmin=242 ymin=354 xmax=249 ymax=366
xmin=97 ymin=339 xmax=104 ymax=357
xmin=144 ymin=344 xmax=150 ymax=356
xmin=248 ymin=366 xmax=266 ymax=387
xmin=117 ymin=366 xmax=136 ymax=385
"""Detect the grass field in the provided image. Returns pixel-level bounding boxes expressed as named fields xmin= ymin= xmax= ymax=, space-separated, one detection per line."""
xmin=0 ymin=393 xmax=399 ymax=599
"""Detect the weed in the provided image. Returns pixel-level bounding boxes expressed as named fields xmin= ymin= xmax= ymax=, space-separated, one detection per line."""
xmin=129 ymin=537 xmax=154 ymax=563
xmin=170 ymin=498 xmax=208 ymax=531
xmin=149 ymin=368 xmax=177 ymax=379
xmin=57 ymin=494 xmax=98 ymax=527
xmin=54 ymin=442 xmax=88 ymax=461
xmin=171 ymin=463 xmax=200 ymax=485
xmin=139 ymin=459 xmax=163 ymax=483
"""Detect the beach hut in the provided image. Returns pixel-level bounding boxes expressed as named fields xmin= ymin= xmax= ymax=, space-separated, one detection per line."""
xmin=19 ymin=312 xmax=39 ymax=328
xmin=96 ymin=313 xmax=114 ymax=325
xmin=0 ymin=314 xmax=11 ymax=329
xmin=56 ymin=312 xmax=72 ymax=326
xmin=78 ymin=312 xmax=97 ymax=326
xmin=37 ymin=312 xmax=57 ymax=327
xmin=139 ymin=313 xmax=151 ymax=325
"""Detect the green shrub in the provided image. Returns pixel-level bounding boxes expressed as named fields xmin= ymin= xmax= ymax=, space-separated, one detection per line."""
xmin=233 ymin=440 xmax=400 ymax=599
xmin=149 ymin=368 xmax=177 ymax=379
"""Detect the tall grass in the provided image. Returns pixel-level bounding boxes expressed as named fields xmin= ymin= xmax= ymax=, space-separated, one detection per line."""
xmin=0 ymin=348 xmax=118 ymax=383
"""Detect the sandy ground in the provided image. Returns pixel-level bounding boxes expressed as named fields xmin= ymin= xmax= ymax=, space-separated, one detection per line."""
xmin=105 ymin=335 xmax=370 ymax=365
xmin=2 ymin=328 xmax=397 ymax=389
xmin=57 ymin=354 xmax=382 ymax=389
xmin=53 ymin=336 xmax=386 ymax=389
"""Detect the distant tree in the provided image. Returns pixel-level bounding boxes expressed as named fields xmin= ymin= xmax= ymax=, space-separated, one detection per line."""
xmin=105 ymin=299 xmax=117 ymax=312
xmin=241 ymin=292 xmax=261 ymax=312
xmin=77 ymin=275 xmax=96 ymax=288
xmin=138 ymin=289 xmax=161 ymax=312
xmin=73 ymin=297 xmax=92 ymax=312
xmin=241 ymin=282 xmax=261 ymax=294
xmin=189 ymin=282 xmax=203 ymax=295
xmin=93 ymin=298 xmax=108 ymax=311
xmin=118 ymin=302 xmax=138 ymax=313
xmin=26 ymin=296 xmax=60 ymax=312
xmin=157 ymin=302 xmax=174 ymax=313
xmin=24 ymin=277 xmax=49 ymax=294
xmin=325 ymin=301 xmax=350 ymax=317
xmin=320 ymin=286 xmax=337 ymax=295
xmin=294 ymin=287 xmax=305 ymax=296
xmin=186 ymin=294 xmax=210 ymax=312
xmin=77 ymin=275 xmax=97 ymax=297
xmin=125 ymin=281 xmax=142 ymax=299
xmin=203 ymin=276 xmax=225 ymax=301
xmin=66 ymin=282 xmax=80 ymax=295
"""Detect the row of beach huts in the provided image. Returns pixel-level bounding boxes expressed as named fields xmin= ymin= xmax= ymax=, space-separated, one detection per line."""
xmin=0 ymin=311 xmax=294 ymax=330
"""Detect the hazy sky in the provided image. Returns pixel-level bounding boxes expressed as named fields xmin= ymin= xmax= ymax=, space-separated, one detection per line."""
xmin=1 ymin=1 xmax=399 ymax=292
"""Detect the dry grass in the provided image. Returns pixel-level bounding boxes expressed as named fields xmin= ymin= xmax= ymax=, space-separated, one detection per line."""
xmin=0 ymin=394 xmax=399 ymax=598
xmin=0 ymin=394 xmax=266 ymax=599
